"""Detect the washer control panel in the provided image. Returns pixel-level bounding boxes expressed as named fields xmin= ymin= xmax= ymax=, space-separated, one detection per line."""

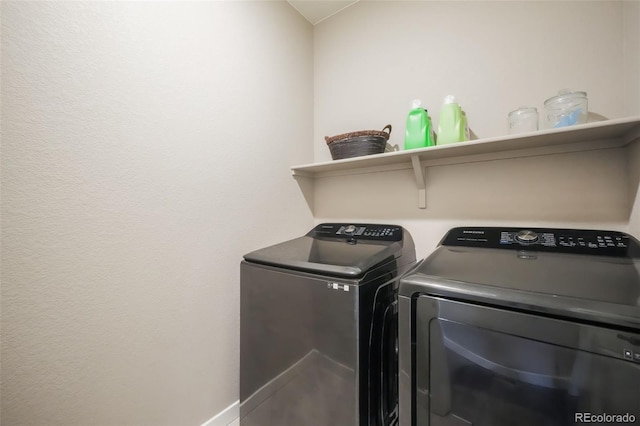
xmin=442 ymin=227 xmax=636 ymax=257
xmin=311 ymin=223 xmax=402 ymax=241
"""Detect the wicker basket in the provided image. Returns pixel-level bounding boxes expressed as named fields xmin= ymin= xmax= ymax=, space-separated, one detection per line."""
xmin=325 ymin=125 xmax=392 ymax=160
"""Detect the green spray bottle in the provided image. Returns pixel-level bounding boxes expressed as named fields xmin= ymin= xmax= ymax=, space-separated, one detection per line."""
xmin=404 ymin=99 xmax=435 ymax=150
xmin=437 ymin=95 xmax=467 ymax=145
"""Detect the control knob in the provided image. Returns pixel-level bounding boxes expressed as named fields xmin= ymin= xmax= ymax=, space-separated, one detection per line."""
xmin=515 ymin=230 xmax=539 ymax=244
xmin=344 ymin=225 xmax=357 ymax=234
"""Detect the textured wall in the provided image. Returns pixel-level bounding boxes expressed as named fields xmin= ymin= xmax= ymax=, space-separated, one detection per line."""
xmin=1 ymin=2 xmax=313 ymax=425
xmin=312 ymin=0 xmax=638 ymax=256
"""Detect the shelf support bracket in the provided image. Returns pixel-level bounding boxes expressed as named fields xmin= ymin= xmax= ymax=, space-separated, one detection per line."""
xmin=410 ymin=155 xmax=426 ymax=209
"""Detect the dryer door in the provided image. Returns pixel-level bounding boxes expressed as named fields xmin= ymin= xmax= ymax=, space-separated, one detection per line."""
xmin=414 ymin=297 xmax=640 ymax=426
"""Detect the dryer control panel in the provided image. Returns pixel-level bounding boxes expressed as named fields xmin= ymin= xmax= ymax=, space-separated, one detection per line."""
xmin=442 ymin=227 xmax=638 ymax=257
xmin=311 ymin=223 xmax=403 ymax=242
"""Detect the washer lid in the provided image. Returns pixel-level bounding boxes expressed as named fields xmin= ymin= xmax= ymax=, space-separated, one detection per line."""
xmin=400 ymin=227 xmax=640 ymax=328
xmin=243 ymin=223 xmax=406 ymax=278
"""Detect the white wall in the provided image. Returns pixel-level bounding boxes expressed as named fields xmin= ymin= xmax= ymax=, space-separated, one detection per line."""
xmin=1 ymin=2 xmax=313 ymax=425
xmin=313 ymin=0 xmax=639 ymax=257
xmin=624 ymin=0 xmax=640 ymax=236
xmin=314 ymin=0 xmax=629 ymax=161
xmin=624 ymin=0 xmax=640 ymax=117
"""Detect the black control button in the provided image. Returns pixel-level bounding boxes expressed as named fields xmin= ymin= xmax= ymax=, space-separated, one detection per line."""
xmin=624 ymin=349 xmax=633 ymax=360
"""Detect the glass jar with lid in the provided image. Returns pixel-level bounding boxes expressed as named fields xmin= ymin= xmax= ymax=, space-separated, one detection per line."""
xmin=544 ymin=90 xmax=588 ymax=129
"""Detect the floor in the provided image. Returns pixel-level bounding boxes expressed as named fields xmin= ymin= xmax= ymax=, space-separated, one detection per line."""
xmin=239 ymin=350 xmax=355 ymax=426
xmin=228 ymin=420 xmax=239 ymax=426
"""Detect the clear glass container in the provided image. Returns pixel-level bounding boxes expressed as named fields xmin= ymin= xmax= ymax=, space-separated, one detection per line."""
xmin=508 ymin=107 xmax=538 ymax=134
xmin=544 ymin=90 xmax=588 ymax=129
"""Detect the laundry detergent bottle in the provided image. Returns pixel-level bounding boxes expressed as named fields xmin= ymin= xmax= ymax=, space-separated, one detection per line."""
xmin=437 ymin=95 xmax=466 ymax=145
xmin=404 ymin=99 xmax=435 ymax=150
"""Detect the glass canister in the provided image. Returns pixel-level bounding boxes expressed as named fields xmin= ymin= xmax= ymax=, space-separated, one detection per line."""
xmin=544 ymin=90 xmax=588 ymax=129
xmin=508 ymin=107 xmax=538 ymax=134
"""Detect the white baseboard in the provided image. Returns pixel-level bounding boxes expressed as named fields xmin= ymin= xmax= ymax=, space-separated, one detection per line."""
xmin=201 ymin=400 xmax=239 ymax=426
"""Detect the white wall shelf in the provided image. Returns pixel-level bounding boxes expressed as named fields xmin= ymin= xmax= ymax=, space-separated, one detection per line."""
xmin=291 ymin=116 xmax=640 ymax=209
